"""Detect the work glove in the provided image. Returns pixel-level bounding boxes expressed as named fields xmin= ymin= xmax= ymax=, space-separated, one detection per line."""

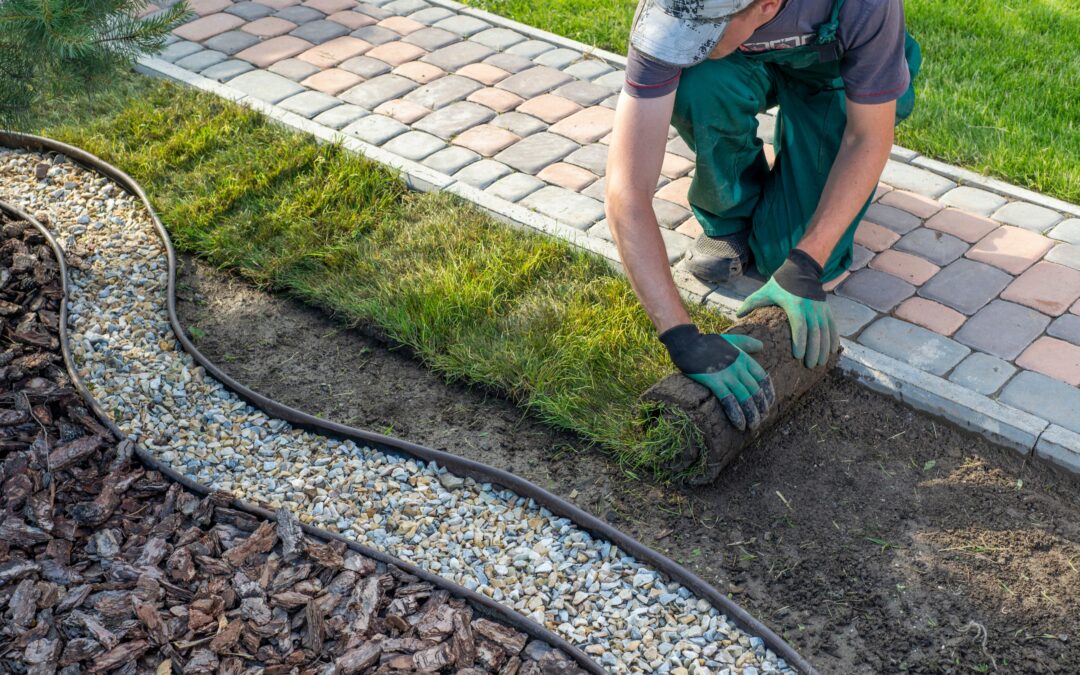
xmin=660 ymin=324 xmax=776 ymax=431
xmin=737 ymin=249 xmax=839 ymax=369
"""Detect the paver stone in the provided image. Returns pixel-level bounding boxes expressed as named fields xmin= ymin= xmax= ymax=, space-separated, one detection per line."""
xmin=548 ymin=106 xmax=616 ymax=145
xmin=421 ymin=41 xmax=494 ymax=71
xmin=457 ymin=62 xmax=509 ymax=86
xmin=291 ymin=19 xmax=351 ymax=44
xmin=470 ymin=27 xmax=527 ymax=50
xmin=326 ymin=10 xmax=377 ymax=30
xmin=491 ymin=112 xmax=547 ymax=137
xmin=877 ymin=190 xmax=942 ymax=219
xmin=496 ymin=66 xmax=573 ymax=99
xmin=274 ymin=6 xmax=325 ymax=24
xmin=564 ymin=60 xmax=615 ymax=81
xmin=278 ymin=90 xmax=342 ymax=117
xmin=451 ymin=124 xmax=520 ymax=157
xmin=402 ymin=26 xmax=460 ymax=50
xmin=175 ymin=49 xmax=229 ymax=72
xmin=537 ymin=162 xmax=597 ymax=191
xmin=593 ymin=70 xmax=626 ymax=91
xmin=379 ymin=15 xmax=426 ymax=35
xmin=965 ymin=226 xmax=1054 ymax=275
xmin=867 ymin=249 xmax=939 ymax=285
xmin=1048 ymin=314 xmax=1080 ymax=347
xmin=301 ymin=67 xmax=364 ymax=94
xmin=226 ymin=2 xmax=275 ymax=20
xmin=661 ymin=153 xmax=695 ymax=180
xmin=552 ymin=81 xmax=614 ymax=108
xmin=243 ymin=16 xmax=298 ymax=37
xmin=948 ymin=353 xmax=1016 ymax=396
xmin=354 ymin=3 xmax=393 ymax=20
xmin=822 ymin=270 xmax=849 ymax=292
xmin=857 ymin=317 xmax=970 ymax=376
xmin=404 ymin=75 xmax=483 ymax=109
xmin=1016 ymin=337 xmax=1080 ymax=386
xmin=880 ymin=160 xmax=956 ymax=197
xmin=893 ymin=228 xmax=967 ymax=266
xmin=520 ymin=186 xmax=606 ymax=229
xmin=204 ymin=29 xmax=261 ymax=54
xmin=340 ymin=74 xmax=418 ymax=108
xmin=190 ymin=0 xmax=233 ymax=15
xmin=235 ymin=35 xmax=314 ymax=67
xmin=227 ymin=69 xmax=305 ymax=102
xmin=423 ymin=146 xmax=479 ymax=174
xmin=413 ymin=101 xmax=494 ymax=140
xmin=482 ymin=52 xmax=534 ymax=74
xmin=159 ymin=40 xmax=203 ymax=62
xmin=350 ymin=25 xmax=400 ymax=45
xmin=853 ymin=220 xmax=899 ymax=252
xmin=269 ymin=57 xmax=321 ymax=80
xmin=850 ymin=243 xmax=873 ymax=270
xmin=827 ymin=294 xmax=878 ymax=337
xmin=1000 ymin=261 xmax=1080 ymax=316
xmin=652 ymin=198 xmax=691 ymax=229
xmin=338 ymin=55 xmax=391 ymax=78
xmin=201 ymin=58 xmax=255 ymax=80
xmin=655 ymin=177 xmax=692 ymax=209
xmin=373 ymin=98 xmax=431 ymax=124
xmin=366 ymin=41 xmax=427 ymax=66
xmin=505 ymin=39 xmax=556 ymax=59
xmin=260 ymin=0 xmax=302 ymax=9
xmin=893 ymin=297 xmax=965 ymax=336
xmin=864 ymin=203 xmax=922 ymax=235
xmin=486 ymin=173 xmax=545 ymax=202
xmin=999 ymin=371 xmax=1080 ymax=434
xmin=835 ymin=269 xmax=914 ymax=312
xmin=341 ymin=114 xmax=409 ymax=145
xmin=454 ymin=159 xmax=513 ymax=188
xmin=494 ymin=133 xmax=580 ymax=174
xmin=1046 ymin=243 xmax=1080 ymax=271
xmin=383 ymin=0 xmax=429 ymax=15
xmin=939 ymin=186 xmax=1008 ymax=216
xmin=394 ymin=61 xmax=445 ymax=84
xmin=299 ymin=36 xmax=373 ymax=67
xmin=918 ymin=258 xmax=1011 ymax=315
xmin=517 ymin=95 xmax=581 ymax=124
xmin=381 ymin=130 xmax=446 ymax=161
xmin=661 ymin=228 xmax=693 ymax=263
xmin=925 ymin=208 xmax=997 ymax=243
xmin=466 ymin=88 xmax=523 ymax=113
xmin=408 ymin=7 xmax=454 ymax=25
xmin=312 ymin=104 xmax=368 ymax=129
xmin=564 ymin=144 xmax=608 ymax=176
xmin=1049 ymin=219 xmax=1080 ymax=244
xmin=535 ymin=48 xmax=581 ymax=69
xmin=676 ymin=217 xmax=704 ymax=239
xmin=304 ymin=0 xmax=357 ymax=13
xmin=953 ymin=299 xmax=1050 ymax=360
xmin=432 ymin=14 xmax=490 ymax=37
xmin=994 ymin=201 xmax=1064 ymax=233
xmin=174 ymin=13 xmax=245 ymax=42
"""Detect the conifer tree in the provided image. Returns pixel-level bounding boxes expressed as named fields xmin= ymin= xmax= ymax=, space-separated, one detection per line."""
xmin=0 ymin=0 xmax=190 ymax=123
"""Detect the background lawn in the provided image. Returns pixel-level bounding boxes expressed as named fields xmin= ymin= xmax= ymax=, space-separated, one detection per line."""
xmin=465 ymin=0 xmax=1080 ymax=204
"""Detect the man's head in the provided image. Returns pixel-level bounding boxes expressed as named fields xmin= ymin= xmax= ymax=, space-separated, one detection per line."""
xmin=630 ymin=0 xmax=785 ymax=68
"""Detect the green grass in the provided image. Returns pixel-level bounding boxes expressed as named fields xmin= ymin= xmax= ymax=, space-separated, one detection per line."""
xmin=18 ymin=73 xmax=728 ymax=479
xmin=463 ymin=0 xmax=1080 ymax=204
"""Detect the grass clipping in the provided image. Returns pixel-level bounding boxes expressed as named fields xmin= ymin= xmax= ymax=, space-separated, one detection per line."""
xmin=27 ymin=75 xmax=728 ymax=479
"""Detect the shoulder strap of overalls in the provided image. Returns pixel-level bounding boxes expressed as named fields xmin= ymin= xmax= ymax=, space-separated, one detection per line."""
xmin=815 ymin=0 xmax=846 ymax=44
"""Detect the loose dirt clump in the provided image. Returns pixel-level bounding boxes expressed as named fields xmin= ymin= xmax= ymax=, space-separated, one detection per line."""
xmin=0 ymin=216 xmax=585 ymax=674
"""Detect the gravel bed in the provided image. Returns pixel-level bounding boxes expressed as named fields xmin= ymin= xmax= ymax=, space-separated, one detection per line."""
xmin=0 ymin=146 xmax=792 ymax=675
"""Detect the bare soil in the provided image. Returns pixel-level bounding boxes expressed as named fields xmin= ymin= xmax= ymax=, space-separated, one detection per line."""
xmin=177 ymin=256 xmax=1080 ymax=674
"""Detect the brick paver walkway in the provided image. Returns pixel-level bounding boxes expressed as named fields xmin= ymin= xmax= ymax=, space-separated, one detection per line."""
xmin=151 ymin=0 xmax=1080 ymax=456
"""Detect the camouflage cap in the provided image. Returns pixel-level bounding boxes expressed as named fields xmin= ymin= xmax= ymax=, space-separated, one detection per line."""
xmin=630 ymin=0 xmax=756 ymax=68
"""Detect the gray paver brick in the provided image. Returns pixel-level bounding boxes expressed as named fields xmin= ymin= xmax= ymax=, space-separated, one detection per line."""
xmin=159 ymin=40 xmax=203 ymax=63
xmin=894 ymin=227 xmax=968 ymax=266
xmin=312 ymin=104 xmax=369 ymax=129
xmin=342 ymin=114 xmax=409 ymax=145
xmin=520 ymin=186 xmax=606 ymax=230
xmin=660 ymin=228 xmax=692 ymax=264
xmin=552 ymin=80 xmax=611 ymax=107
xmin=948 ymin=352 xmax=1017 ymax=396
xmin=291 ymin=19 xmax=351 ymax=43
xmin=835 ymin=269 xmax=914 ymax=312
xmin=954 ymin=299 xmax=1050 ymax=360
xmin=274 ymin=6 xmax=324 ymax=23
xmin=939 ymin=186 xmax=1008 ymax=216
xmin=422 ymin=41 xmax=494 ymax=71
xmin=384 ymin=0 xmax=429 ymax=14
xmin=340 ymin=74 xmax=418 ymax=108
xmin=423 ymin=146 xmax=479 ymax=174
xmin=339 ymin=55 xmax=392 ymax=78
xmin=582 ymin=177 xmax=606 ymax=201
xmin=536 ymin=48 xmax=582 ymax=70
xmin=851 ymin=243 xmax=873 ymax=270
xmin=993 ymin=201 xmax=1064 ymax=233
xmin=653 ymin=199 xmax=690 ymax=229
xmin=593 ymin=70 xmax=626 ymax=91
xmin=413 ymin=101 xmax=494 ymax=139
xmin=268 ymin=58 xmax=322 ymax=81
xmin=666 ymin=135 xmax=694 ymax=160
xmin=505 ymin=39 xmax=556 ymax=59
xmin=433 ymin=15 xmax=491 ymax=37
xmin=1045 ymin=243 xmax=1080 ymax=271
xmin=1048 ymin=314 xmax=1080 ymax=347
xmin=482 ymin=52 xmax=535 ymax=74
xmin=1050 ymin=219 xmax=1080 ymax=244
xmin=226 ymin=2 xmax=274 ymax=20
xmin=999 ymin=370 xmax=1080 ymax=434
xmin=491 ymin=112 xmax=547 ymax=137
xmin=453 ymin=159 xmax=513 ymax=189
xmin=827 ymin=294 xmax=878 ymax=337
xmin=588 ymin=219 xmax=613 ymax=242
xmin=563 ymin=60 xmax=616 ymax=81
xmin=403 ymin=27 xmax=459 ymax=50
xmin=278 ymin=90 xmax=342 ymax=117
xmin=564 ymin=144 xmax=608 ymax=176
xmin=381 ymin=130 xmax=446 ymax=160
xmin=858 ymin=317 xmax=970 ymax=376
xmin=355 ymin=2 xmax=393 ymax=19
xmin=200 ymin=58 xmax=255 ymax=81
xmin=497 ymin=66 xmax=574 ymax=99
xmin=600 ymin=94 xmax=619 ymax=109
xmin=404 ymin=75 xmax=483 ymax=110
xmin=469 ymin=27 xmax=527 ymax=50
xmin=880 ymin=161 xmax=956 ymax=198
xmin=204 ymin=30 xmax=261 ymax=55
xmin=494 ymin=133 xmax=580 ymax=175
xmin=174 ymin=49 xmax=228 ymax=72
xmin=486 ymin=172 xmax=546 ymax=202
xmin=351 ymin=25 xmax=400 ymax=45
xmin=228 ymin=69 xmax=305 ymax=103
xmin=865 ymin=203 xmax=921 ymax=235
xmin=918 ymin=259 xmax=1012 ymax=315
xmin=408 ymin=7 xmax=453 ymax=24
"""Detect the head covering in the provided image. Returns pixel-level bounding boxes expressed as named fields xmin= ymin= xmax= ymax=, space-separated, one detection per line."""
xmin=630 ymin=0 xmax=758 ymax=67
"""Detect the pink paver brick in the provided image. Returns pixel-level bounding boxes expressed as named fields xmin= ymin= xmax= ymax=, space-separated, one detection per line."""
xmin=854 ymin=220 xmax=900 ymax=253
xmin=655 ymin=177 xmax=691 ymax=209
xmin=869 ymin=249 xmax=940 ymax=285
xmin=236 ymin=35 xmax=314 ymax=67
xmin=466 ymin=88 xmax=523 ymax=113
xmin=259 ymin=0 xmax=300 ymax=8
xmin=1000 ymin=261 xmax=1080 ymax=316
xmin=242 ymin=16 xmax=297 ymax=37
xmin=516 ymin=95 xmax=581 ymax=124
xmin=173 ymin=12 xmax=245 ymax=41
xmin=451 ymin=124 xmax=520 ymax=157
xmin=894 ymin=297 xmax=966 ymax=336
xmin=137 ymin=3 xmax=160 ymax=17
xmin=874 ymin=183 xmax=892 ymax=201
xmin=458 ymin=63 xmax=510 ymax=86
xmin=301 ymin=68 xmax=364 ymax=95
xmin=878 ymin=190 xmax=942 ymax=219
xmin=393 ymin=61 xmax=445 ymax=84
xmin=189 ymin=0 xmax=233 ymax=16
xmin=599 ymin=132 xmax=612 ymax=145
xmin=548 ymin=106 xmax=616 ymax=144
xmin=538 ymin=162 xmax=598 ymax=191
xmin=676 ymin=217 xmax=703 ymax=238
xmin=303 ymin=0 xmax=356 ymax=12
xmin=925 ymin=208 xmax=998 ymax=243
xmin=661 ymin=153 xmax=695 ymax=179
xmin=365 ymin=42 xmax=427 ymax=67
xmin=373 ymin=99 xmax=431 ymax=124
xmin=327 ymin=10 xmax=376 ymax=30
xmin=822 ymin=270 xmax=849 ymax=293
xmin=1073 ymin=298 xmax=1080 ymax=315
xmin=298 ymin=36 xmax=372 ymax=68
xmin=379 ymin=16 xmax=426 ymax=35
xmin=966 ymin=225 xmax=1054 ymax=275
xmin=1016 ymin=337 xmax=1080 ymax=386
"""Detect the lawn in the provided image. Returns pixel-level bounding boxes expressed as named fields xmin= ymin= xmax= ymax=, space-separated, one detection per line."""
xmin=464 ymin=0 xmax=1080 ymax=204
xmin=15 ymin=72 xmax=725 ymax=479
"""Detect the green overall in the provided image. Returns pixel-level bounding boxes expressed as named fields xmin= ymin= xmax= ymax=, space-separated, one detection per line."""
xmin=671 ymin=0 xmax=921 ymax=282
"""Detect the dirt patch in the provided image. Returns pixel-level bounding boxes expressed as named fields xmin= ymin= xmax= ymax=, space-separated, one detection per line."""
xmin=177 ymin=255 xmax=1080 ymax=673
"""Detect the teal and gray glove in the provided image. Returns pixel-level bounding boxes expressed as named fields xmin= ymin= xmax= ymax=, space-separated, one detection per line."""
xmin=737 ymin=249 xmax=839 ymax=369
xmin=660 ymin=324 xmax=776 ymax=431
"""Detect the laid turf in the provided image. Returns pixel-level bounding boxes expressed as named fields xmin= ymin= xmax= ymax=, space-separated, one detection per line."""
xmin=463 ymin=0 xmax=1080 ymax=204
xmin=17 ymin=73 xmax=726 ymax=479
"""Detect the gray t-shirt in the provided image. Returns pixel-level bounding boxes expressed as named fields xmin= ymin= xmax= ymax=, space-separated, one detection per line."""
xmin=625 ymin=0 xmax=910 ymax=105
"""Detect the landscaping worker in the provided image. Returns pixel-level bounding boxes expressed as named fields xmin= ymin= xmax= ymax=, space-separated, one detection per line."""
xmin=606 ymin=0 xmax=919 ymax=430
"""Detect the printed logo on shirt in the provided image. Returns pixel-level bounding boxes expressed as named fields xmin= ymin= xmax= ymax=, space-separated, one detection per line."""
xmin=739 ymin=32 xmax=816 ymax=52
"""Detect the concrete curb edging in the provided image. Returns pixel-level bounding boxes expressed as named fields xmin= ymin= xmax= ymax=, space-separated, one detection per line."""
xmin=133 ymin=53 xmax=1080 ymax=472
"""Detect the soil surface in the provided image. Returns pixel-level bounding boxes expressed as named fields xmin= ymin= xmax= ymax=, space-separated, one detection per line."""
xmin=177 ymin=255 xmax=1080 ymax=674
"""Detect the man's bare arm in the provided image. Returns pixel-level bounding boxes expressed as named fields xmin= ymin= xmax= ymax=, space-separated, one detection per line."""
xmin=605 ymin=90 xmax=688 ymax=333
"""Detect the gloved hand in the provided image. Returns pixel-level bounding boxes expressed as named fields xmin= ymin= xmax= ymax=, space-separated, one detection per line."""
xmin=660 ymin=324 xmax=776 ymax=431
xmin=737 ymin=249 xmax=839 ymax=369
